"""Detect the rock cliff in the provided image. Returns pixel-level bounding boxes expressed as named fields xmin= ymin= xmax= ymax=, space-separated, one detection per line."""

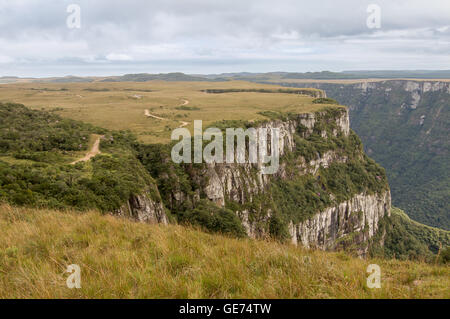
xmin=289 ymin=191 xmax=391 ymax=256
xmin=140 ymin=106 xmax=391 ymax=256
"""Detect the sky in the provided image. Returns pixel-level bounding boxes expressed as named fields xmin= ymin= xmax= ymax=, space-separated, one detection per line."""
xmin=0 ymin=0 xmax=449 ymax=77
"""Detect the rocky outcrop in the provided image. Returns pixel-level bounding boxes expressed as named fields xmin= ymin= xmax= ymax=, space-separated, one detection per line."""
xmin=201 ymin=109 xmax=351 ymax=207
xmin=289 ymin=191 xmax=391 ymax=256
xmin=274 ymin=80 xmax=448 ymax=229
xmin=116 ymin=190 xmax=168 ymax=225
xmin=195 ymin=108 xmax=390 ymax=255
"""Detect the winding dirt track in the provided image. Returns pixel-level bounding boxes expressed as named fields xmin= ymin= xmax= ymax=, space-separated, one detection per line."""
xmin=144 ymin=109 xmax=166 ymax=120
xmin=71 ymin=136 xmax=102 ymax=164
xmin=144 ymin=99 xmax=191 ymax=127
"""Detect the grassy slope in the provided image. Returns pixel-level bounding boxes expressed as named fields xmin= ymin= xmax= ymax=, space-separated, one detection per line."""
xmin=0 ymin=204 xmax=448 ymax=299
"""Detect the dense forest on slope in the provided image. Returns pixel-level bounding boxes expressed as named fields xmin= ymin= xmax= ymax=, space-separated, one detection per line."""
xmin=271 ymin=80 xmax=450 ymax=230
xmin=370 ymin=207 xmax=450 ymax=262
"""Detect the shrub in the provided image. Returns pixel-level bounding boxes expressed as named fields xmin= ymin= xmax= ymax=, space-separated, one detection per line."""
xmin=312 ymin=98 xmax=339 ymax=105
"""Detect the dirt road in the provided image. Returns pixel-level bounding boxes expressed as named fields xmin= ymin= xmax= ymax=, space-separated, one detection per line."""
xmin=144 ymin=99 xmax=190 ymax=127
xmin=71 ymin=136 xmax=102 ymax=164
xmin=144 ymin=109 xmax=166 ymax=120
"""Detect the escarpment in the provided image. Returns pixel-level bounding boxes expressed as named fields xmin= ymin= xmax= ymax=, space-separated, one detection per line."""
xmin=268 ymin=80 xmax=449 ymax=229
xmin=137 ymin=106 xmax=391 ymax=256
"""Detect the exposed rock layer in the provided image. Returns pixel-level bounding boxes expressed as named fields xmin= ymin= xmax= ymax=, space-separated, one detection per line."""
xmin=197 ymin=108 xmax=390 ymax=253
xmin=116 ymin=190 xmax=168 ymax=225
xmin=289 ymin=191 xmax=391 ymax=256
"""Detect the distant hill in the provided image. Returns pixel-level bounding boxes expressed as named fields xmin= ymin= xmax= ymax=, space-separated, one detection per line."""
xmin=280 ymin=70 xmax=450 ymax=80
xmin=342 ymin=70 xmax=450 ymax=79
xmin=3 ymin=70 xmax=449 ymax=84
xmin=100 ymin=72 xmax=217 ymax=82
xmin=0 ymin=73 xmax=224 ymax=84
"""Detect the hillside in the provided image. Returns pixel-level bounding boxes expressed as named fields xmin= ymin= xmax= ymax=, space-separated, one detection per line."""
xmin=0 ymin=204 xmax=448 ymax=299
xmin=370 ymin=208 xmax=450 ymax=262
xmin=265 ymin=80 xmax=450 ymax=230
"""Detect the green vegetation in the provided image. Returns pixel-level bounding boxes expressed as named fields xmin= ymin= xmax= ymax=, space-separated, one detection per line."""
xmin=203 ymin=88 xmax=322 ymax=97
xmin=175 ymin=105 xmax=200 ymax=111
xmin=132 ymin=105 xmax=389 ymax=240
xmin=270 ymin=158 xmax=387 ymax=227
xmin=0 ymin=81 xmax=325 ymax=144
xmin=337 ymin=82 xmax=449 ymax=229
xmin=312 ymin=97 xmax=339 ymax=104
xmin=177 ymin=200 xmax=246 ymax=238
xmin=0 ymin=100 xmax=245 ymax=237
xmin=83 ymin=88 xmax=110 ymax=92
xmin=0 ymin=103 xmax=159 ymax=213
xmin=370 ymin=207 xmax=450 ymax=262
xmin=0 ymin=83 xmax=447 ymax=298
xmin=0 ymin=102 xmax=99 ymax=154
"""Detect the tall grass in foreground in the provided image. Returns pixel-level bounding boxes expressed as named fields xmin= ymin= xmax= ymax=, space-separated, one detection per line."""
xmin=0 ymin=204 xmax=448 ymax=299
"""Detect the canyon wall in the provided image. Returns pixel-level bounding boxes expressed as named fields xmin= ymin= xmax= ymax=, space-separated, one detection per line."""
xmin=139 ymin=106 xmax=391 ymax=255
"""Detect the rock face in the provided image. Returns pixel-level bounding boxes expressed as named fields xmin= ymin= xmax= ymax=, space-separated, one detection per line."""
xmin=190 ymin=108 xmax=391 ymax=254
xmin=201 ymin=109 xmax=351 ymax=208
xmin=116 ymin=190 xmax=168 ymax=225
xmin=289 ymin=191 xmax=391 ymax=257
xmin=132 ymin=105 xmax=391 ymax=256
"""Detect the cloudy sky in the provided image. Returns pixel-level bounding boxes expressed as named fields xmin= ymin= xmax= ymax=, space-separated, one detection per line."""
xmin=0 ymin=0 xmax=449 ymax=77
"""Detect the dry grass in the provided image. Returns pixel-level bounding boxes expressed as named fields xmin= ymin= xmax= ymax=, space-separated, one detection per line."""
xmin=0 ymin=204 xmax=448 ymax=299
xmin=0 ymin=81 xmax=325 ymax=144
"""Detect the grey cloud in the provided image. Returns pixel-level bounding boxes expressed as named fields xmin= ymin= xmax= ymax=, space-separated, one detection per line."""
xmin=0 ymin=0 xmax=448 ymax=76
